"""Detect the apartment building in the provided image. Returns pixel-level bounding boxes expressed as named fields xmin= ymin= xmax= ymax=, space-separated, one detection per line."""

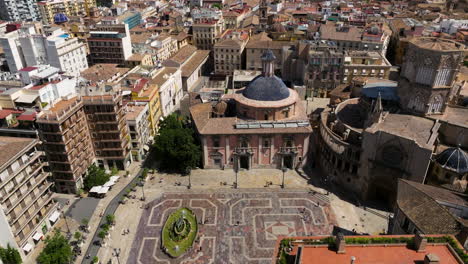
xmin=245 ymin=38 xmax=293 ymax=75
xmin=153 ymin=34 xmax=179 ymax=62
xmin=0 ymin=25 xmax=38 ymax=73
xmin=192 ymin=17 xmax=225 ymax=50
xmin=152 ymin=67 xmax=183 ymax=117
xmin=0 ymin=0 xmax=41 ymax=22
xmin=36 ymin=96 xmax=94 ymax=193
xmin=45 ymin=33 xmax=88 ymax=76
xmin=343 ymin=51 xmax=391 ymax=83
xmin=214 ymin=30 xmax=249 ymax=76
xmin=38 ymin=0 xmax=97 ymax=25
xmin=319 ymin=22 xmax=390 ymax=56
xmin=0 ymin=137 xmax=59 ymax=260
xmin=87 ymin=21 xmax=132 ymax=65
xmin=125 ymin=69 xmax=163 ymax=136
xmin=1 ymin=26 xmax=88 ymax=75
xmin=82 ymin=94 xmax=132 ymax=170
xmin=125 ymin=103 xmax=150 ymax=161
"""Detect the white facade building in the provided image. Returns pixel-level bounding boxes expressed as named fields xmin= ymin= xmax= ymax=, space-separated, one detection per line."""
xmin=0 ymin=0 xmax=40 ymax=21
xmin=46 ymin=34 xmax=88 ymax=76
xmin=152 ymin=67 xmax=183 ymax=117
xmin=1 ymin=26 xmax=88 ymax=75
xmin=440 ymin=19 xmax=468 ymax=35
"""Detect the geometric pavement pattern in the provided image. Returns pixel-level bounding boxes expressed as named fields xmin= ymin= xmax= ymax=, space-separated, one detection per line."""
xmin=127 ymin=189 xmax=336 ymax=264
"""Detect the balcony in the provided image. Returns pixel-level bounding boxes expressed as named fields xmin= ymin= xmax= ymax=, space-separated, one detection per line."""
xmin=14 ymin=191 xmax=55 ymax=238
xmin=2 ymin=161 xmax=46 ymax=205
xmin=8 ymin=181 xmax=53 ymax=225
xmin=234 ymin=147 xmax=254 ymax=155
xmin=0 ymin=151 xmax=43 ymax=190
xmin=279 ymin=147 xmax=298 ymax=154
xmin=17 ymin=200 xmax=58 ymax=247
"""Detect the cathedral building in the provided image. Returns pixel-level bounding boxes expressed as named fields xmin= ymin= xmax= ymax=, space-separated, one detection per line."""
xmin=316 ymin=37 xmax=468 ymax=204
xmin=398 ymin=37 xmax=465 ymax=115
xmin=190 ymin=50 xmax=312 ymax=170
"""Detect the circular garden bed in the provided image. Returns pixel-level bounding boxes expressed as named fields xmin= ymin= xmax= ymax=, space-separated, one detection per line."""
xmin=161 ymin=207 xmax=198 ymax=258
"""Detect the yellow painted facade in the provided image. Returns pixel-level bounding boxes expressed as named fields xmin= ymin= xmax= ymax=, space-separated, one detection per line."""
xmin=38 ymin=0 xmax=97 ymax=24
xmin=131 ymin=83 xmax=163 ymax=136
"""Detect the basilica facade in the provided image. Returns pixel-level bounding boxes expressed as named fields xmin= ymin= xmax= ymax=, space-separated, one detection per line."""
xmin=190 ymin=50 xmax=312 ymax=170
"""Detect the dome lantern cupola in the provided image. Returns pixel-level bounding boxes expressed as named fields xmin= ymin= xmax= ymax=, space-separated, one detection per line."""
xmin=261 ymin=49 xmax=276 ymax=77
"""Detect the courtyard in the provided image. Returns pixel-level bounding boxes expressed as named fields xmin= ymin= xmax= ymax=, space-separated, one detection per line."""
xmin=127 ymin=189 xmax=335 ymax=264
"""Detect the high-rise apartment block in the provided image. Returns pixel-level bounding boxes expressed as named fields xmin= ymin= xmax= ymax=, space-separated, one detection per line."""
xmin=0 ymin=0 xmax=40 ymax=22
xmin=37 ymin=93 xmax=131 ymax=193
xmin=87 ymin=20 xmax=133 ymax=65
xmin=38 ymin=0 xmax=97 ymax=25
xmin=0 ymin=26 xmax=88 ymax=76
xmin=82 ymin=95 xmax=132 ymax=170
xmin=0 ymin=137 xmax=58 ymax=259
xmin=36 ymin=97 xmax=94 ymax=193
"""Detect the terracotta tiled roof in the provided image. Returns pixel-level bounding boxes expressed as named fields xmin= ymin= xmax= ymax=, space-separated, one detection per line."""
xmin=181 ymin=50 xmax=210 ymax=77
xmin=397 ymin=179 xmax=464 ymax=235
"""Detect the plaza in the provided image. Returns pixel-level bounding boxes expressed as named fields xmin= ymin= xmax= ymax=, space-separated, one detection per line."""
xmin=127 ymin=189 xmax=335 ymax=264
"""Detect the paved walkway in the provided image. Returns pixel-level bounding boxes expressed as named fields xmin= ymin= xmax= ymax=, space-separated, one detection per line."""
xmin=74 ymin=162 xmax=143 ymax=264
xmin=128 ymin=189 xmax=334 ymax=264
xmin=95 ymin=168 xmax=390 ymax=264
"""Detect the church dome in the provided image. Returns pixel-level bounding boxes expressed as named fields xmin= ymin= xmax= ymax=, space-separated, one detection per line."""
xmin=54 ymin=13 xmax=69 ymax=24
xmin=242 ymin=75 xmax=290 ymax=101
xmin=241 ymin=49 xmax=290 ymax=101
xmin=436 ymin=147 xmax=468 ymax=174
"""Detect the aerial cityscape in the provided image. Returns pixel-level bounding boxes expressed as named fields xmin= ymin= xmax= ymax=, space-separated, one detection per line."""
xmin=0 ymin=0 xmax=466 ymax=263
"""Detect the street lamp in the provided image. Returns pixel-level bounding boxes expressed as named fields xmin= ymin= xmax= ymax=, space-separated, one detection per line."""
xmin=113 ymin=248 xmax=122 ymax=264
xmin=234 ymin=166 xmax=238 ymax=189
xmin=186 ymin=167 xmax=192 ymax=189
xmin=63 ymin=212 xmax=71 ymax=236
xmin=281 ymin=167 xmax=288 ymax=189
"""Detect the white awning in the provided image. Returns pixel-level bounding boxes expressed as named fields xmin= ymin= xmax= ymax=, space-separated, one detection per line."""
xmin=110 ymin=176 xmax=120 ymax=182
xmin=103 ymin=181 xmax=115 ymax=187
xmin=33 ymin=232 xmax=43 ymax=241
xmin=98 ymin=186 xmax=109 ymax=194
xmin=49 ymin=211 xmax=60 ymax=223
xmin=89 ymin=186 xmax=102 ymax=193
xmin=22 ymin=243 xmax=33 ymax=252
xmin=143 ymin=145 xmax=150 ymax=151
xmin=122 ymin=90 xmax=131 ymax=96
xmin=15 ymin=94 xmax=39 ymax=104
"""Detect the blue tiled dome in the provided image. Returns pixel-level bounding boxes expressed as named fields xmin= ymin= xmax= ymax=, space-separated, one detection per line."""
xmin=436 ymin=147 xmax=468 ymax=174
xmin=242 ymin=75 xmax=290 ymax=101
xmin=54 ymin=13 xmax=68 ymax=24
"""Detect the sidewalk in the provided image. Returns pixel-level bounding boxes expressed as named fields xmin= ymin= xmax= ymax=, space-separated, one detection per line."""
xmin=75 ymin=161 xmax=142 ymax=264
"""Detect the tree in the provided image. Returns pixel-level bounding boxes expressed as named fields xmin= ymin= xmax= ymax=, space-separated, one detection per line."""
xmin=74 ymin=231 xmax=82 ymax=242
xmin=92 ymin=256 xmax=99 ymax=263
xmin=141 ymin=168 xmax=149 ymax=180
xmin=37 ymin=230 xmax=73 ymax=264
xmin=81 ymin=218 xmax=89 ymax=227
xmin=111 ymin=166 xmax=119 ymax=176
xmin=98 ymin=230 xmax=107 ymax=240
xmin=0 ymin=244 xmax=22 ymax=264
xmin=212 ymin=3 xmax=222 ymax=9
xmin=106 ymin=214 xmax=116 ymax=226
xmin=83 ymin=165 xmax=110 ymax=191
xmin=153 ymin=114 xmax=201 ymax=172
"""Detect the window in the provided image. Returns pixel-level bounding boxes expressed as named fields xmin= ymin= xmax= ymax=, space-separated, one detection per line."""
xmin=263 ymin=139 xmax=269 ymax=148
xmin=213 ymin=136 xmax=220 ymax=148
